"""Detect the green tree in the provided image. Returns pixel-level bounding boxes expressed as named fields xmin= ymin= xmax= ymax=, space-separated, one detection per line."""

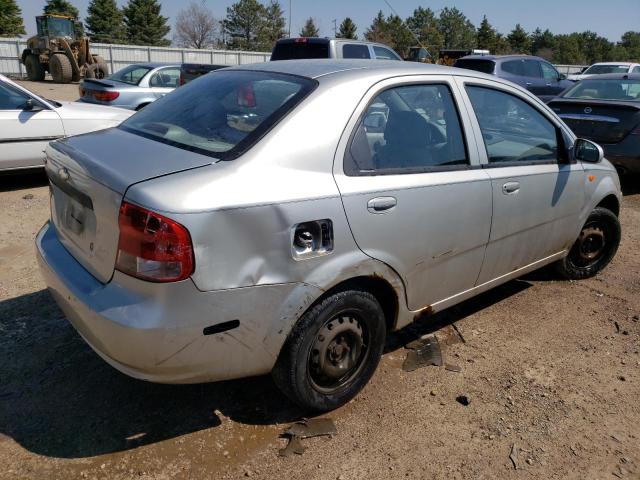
xmin=257 ymin=0 xmax=285 ymax=50
xmin=223 ymin=0 xmax=265 ymax=50
xmin=44 ymin=0 xmax=79 ymax=18
xmin=364 ymin=11 xmax=392 ymax=45
xmin=0 ymin=0 xmax=26 ymax=37
xmin=85 ymin=0 xmax=126 ymax=43
xmin=476 ymin=15 xmax=498 ymax=52
xmin=438 ymin=7 xmax=476 ymax=49
xmin=384 ymin=14 xmax=413 ymax=57
xmin=507 ymin=23 xmax=530 ymax=53
xmin=493 ymin=33 xmax=511 ymax=55
xmin=405 ymin=7 xmax=442 ymax=53
xmin=336 ymin=17 xmax=357 ymax=40
xmin=553 ymin=34 xmax=583 ymax=64
xmin=580 ymin=31 xmax=613 ymax=63
xmin=619 ymin=31 xmax=640 ymax=60
xmin=530 ymin=28 xmax=555 ymax=57
xmin=123 ymin=0 xmax=170 ymax=46
xmin=299 ymin=17 xmax=319 ymax=37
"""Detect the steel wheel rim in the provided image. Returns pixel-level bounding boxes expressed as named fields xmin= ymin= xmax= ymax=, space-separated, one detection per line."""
xmin=570 ymin=221 xmax=607 ymax=267
xmin=307 ymin=311 xmax=369 ymax=394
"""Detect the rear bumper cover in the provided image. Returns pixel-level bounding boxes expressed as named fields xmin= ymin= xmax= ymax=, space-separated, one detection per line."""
xmin=36 ymin=222 xmax=319 ymax=383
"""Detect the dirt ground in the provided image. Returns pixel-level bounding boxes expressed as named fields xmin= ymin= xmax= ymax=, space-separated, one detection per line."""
xmin=1 ymin=83 xmax=640 ymax=480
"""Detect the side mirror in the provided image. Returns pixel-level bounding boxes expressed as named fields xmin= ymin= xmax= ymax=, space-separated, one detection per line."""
xmin=23 ymin=99 xmax=44 ymax=112
xmin=559 ymin=73 xmax=567 ymax=81
xmin=574 ymin=138 xmax=604 ymax=163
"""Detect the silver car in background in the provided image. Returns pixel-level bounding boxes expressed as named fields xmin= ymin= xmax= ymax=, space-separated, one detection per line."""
xmin=37 ymin=60 xmax=622 ymax=412
xmin=78 ymin=63 xmax=181 ymax=110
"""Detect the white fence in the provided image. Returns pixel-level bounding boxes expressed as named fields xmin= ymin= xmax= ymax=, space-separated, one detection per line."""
xmin=0 ymin=38 xmax=271 ymax=77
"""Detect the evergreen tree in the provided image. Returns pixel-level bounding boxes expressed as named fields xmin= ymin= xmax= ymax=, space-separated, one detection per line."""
xmin=257 ymin=0 xmax=285 ymax=50
xmin=476 ymin=15 xmax=498 ymax=52
xmin=405 ymin=7 xmax=442 ymax=53
xmin=530 ymin=28 xmax=555 ymax=57
xmin=299 ymin=17 xmax=319 ymax=37
xmin=507 ymin=24 xmax=531 ymax=53
xmin=438 ymin=7 xmax=476 ymax=49
xmin=0 ymin=0 xmax=26 ymax=37
xmin=123 ymin=0 xmax=170 ymax=46
xmin=85 ymin=0 xmax=126 ymax=43
xmin=364 ymin=11 xmax=392 ymax=45
xmin=619 ymin=31 xmax=640 ymax=60
xmin=223 ymin=0 xmax=265 ymax=50
xmin=336 ymin=17 xmax=357 ymax=40
xmin=44 ymin=0 xmax=80 ymax=18
xmin=384 ymin=14 xmax=413 ymax=56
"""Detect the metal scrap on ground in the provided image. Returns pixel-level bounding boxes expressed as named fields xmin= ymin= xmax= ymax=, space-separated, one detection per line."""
xmin=279 ymin=418 xmax=337 ymax=457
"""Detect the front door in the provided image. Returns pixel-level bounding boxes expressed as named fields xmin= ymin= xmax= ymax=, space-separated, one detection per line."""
xmin=0 ymin=81 xmax=64 ymax=170
xmin=148 ymin=67 xmax=180 ymax=99
xmin=334 ymin=77 xmax=493 ymax=311
xmin=459 ymin=81 xmax=585 ymax=284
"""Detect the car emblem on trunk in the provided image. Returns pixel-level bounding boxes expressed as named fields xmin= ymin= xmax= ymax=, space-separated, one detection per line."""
xmin=584 ymin=107 xmax=592 ymax=114
xmin=58 ymin=167 xmax=70 ymax=181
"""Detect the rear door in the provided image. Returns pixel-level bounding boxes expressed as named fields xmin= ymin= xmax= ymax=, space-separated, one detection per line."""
xmin=148 ymin=67 xmax=181 ymax=98
xmin=457 ymin=78 xmax=585 ymax=284
xmin=333 ymin=76 xmax=492 ymax=311
xmin=539 ymin=61 xmax=565 ymax=100
xmin=0 ymin=81 xmax=64 ymax=170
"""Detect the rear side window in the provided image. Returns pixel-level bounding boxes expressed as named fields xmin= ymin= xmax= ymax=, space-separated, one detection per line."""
xmin=502 ymin=60 xmax=524 ymax=76
xmin=271 ymin=41 xmax=329 ymax=60
xmin=454 ymin=59 xmax=495 ymax=74
xmin=345 ymin=83 xmax=468 ymax=175
xmin=121 ymin=70 xmax=317 ymax=160
xmin=373 ymin=46 xmax=399 ymax=60
xmin=149 ymin=68 xmax=180 ymax=88
xmin=343 ymin=44 xmax=371 ymax=59
xmin=540 ymin=62 xmax=559 ymax=80
xmin=466 ymin=86 xmax=559 ymax=165
xmin=109 ymin=65 xmax=152 ymax=85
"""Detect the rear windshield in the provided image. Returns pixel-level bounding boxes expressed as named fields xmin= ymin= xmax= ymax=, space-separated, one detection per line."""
xmin=120 ymin=70 xmax=317 ymax=159
xmin=454 ymin=59 xmax=495 ymax=74
xmin=584 ymin=65 xmax=629 ymax=75
xmin=563 ymin=79 xmax=640 ymax=102
xmin=109 ymin=65 xmax=152 ymax=85
xmin=271 ymin=41 xmax=330 ymax=60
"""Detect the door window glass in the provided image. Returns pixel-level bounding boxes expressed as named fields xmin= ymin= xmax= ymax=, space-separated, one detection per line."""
xmin=373 ymin=46 xmax=398 ymax=60
xmin=466 ymin=86 xmax=558 ymax=164
xmin=632 ymin=66 xmax=640 ymax=73
xmin=150 ymin=68 xmax=180 ymax=88
xmin=523 ymin=60 xmax=542 ymax=77
xmin=541 ymin=62 xmax=559 ymax=80
xmin=0 ymin=82 xmax=29 ymax=110
xmin=502 ymin=60 xmax=524 ymax=76
xmin=342 ymin=44 xmax=371 ymax=59
xmin=345 ymin=84 xmax=467 ymax=175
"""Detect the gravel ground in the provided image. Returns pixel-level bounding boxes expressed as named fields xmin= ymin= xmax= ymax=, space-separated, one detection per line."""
xmin=1 ymin=83 xmax=639 ymax=480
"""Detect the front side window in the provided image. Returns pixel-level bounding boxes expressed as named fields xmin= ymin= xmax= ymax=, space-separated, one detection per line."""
xmin=523 ymin=60 xmax=542 ymax=78
xmin=466 ymin=86 xmax=559 ymax=165
xmin=150 ymin=68 xmax=180 ymax=88
xmin=121 ymin=70 xmax=316 ymax=160
xmin=342 ymin=44 xmax=371 ymax=59
xmin=373 ymin=46 xmax=399 ymax=60
xmin=585 ymin=64 xmax=630 ymax=75
xmin=0 ymin=82 xmax=29 ymax=110
xmin=541 ymin=62 xmax=559 ymax=80
xmin=108 ymin=65 xmax=152 ymax=85
xmin=633 ymin=66 xmax=640 ymax=73
xmin=345 ymin=83 xmax=467 ymax=175
xmin=502 ymin=60 xmax=524 ymax=76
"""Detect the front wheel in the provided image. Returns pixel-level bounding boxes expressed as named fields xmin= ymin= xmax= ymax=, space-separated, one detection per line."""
xmin=555 ymin=207 xmax=621 ymax=280
xmin=272 ymin=290 xmax=386 ymax=412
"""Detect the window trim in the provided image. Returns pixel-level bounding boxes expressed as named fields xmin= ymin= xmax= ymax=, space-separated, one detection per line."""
xmin=463 ymin=83 xmax=570 ymax=168
xmin=344 ymin=81 xmax=471 ymax=177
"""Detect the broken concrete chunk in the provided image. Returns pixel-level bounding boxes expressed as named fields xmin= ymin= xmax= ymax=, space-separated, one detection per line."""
xmin=278 ymin=435 xmax=306 ymax=457
xmin=402 ymin=335 xmax=442 ymax=371
xmin=285 ymin=418 xmax=337 ymax=439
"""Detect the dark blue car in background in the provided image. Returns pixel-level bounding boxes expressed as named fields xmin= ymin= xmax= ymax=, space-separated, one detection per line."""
xmin=454 ymin=55 xmax=574 ymax=103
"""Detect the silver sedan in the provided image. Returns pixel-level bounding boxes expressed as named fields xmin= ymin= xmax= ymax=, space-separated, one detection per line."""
xmin=37 ymin=60 xmax=622 ymax=411
xmin=78 ymin=62 xmax=181 ymax=110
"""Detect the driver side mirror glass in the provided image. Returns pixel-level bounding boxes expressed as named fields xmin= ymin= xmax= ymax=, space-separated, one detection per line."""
xmin=23 ymin=99 xmax=44 ymax=112
xmin=559 ymin=73 xmax=567 ymax=80
xmin=574 ymin=138 xmax=603 ymax=163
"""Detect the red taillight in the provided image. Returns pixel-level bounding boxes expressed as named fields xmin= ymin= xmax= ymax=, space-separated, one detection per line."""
xmin=92 ymin=90 xmax=120 ymax=102
xmin=237 ymin=84 xmax=256 ymax=107
xmin=179 ymin=73 xmax=185 ymax=86
xmin=116 ymin=201 xmax=194 ymax=282
xmin=295 ymin=37 xmax=309 ymax=43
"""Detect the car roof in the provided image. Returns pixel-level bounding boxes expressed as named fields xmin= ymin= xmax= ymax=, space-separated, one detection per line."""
xmin=227 ymin=59 xmax=479 ymax=80
xmin=130 ymin=62 xmax=180 ymax=68
xmin=588 ymin=62 xmax=636 ymax=66
xmin=275 ymin=37 xmax=390 ymax=46
xmin=577 ymin=73 xmax=640 ymax=80
xmin=458 ymin=54 xmax=545 ymax=62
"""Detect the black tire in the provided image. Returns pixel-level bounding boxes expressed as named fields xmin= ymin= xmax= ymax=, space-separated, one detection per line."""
xmin=85 ymin=63 xmax=108 ymax=80
xmin=272 ymin=290 xmax=386 ymax=412
xmin=49 ymin=53 xmax=73 ymax=83
xmin=555 ymin=207 xmax=621 ymax=280
xmin=24 ymin=54 xmax=45 ymax=81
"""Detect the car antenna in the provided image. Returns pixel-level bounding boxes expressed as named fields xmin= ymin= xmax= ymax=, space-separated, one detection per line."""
xmin=381 ymin=0 xmax=431 ymax=58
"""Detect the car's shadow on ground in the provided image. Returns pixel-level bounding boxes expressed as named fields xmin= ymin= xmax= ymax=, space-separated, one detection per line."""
xmin=621 ymin=174 xmax=640 ymax=196
xmin=0 ymin=279 xmax=536 ymax=459
xmin=0 ymin=170 xmax=48 ymax=192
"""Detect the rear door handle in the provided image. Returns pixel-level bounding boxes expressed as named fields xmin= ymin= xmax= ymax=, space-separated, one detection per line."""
xmin=525 ymin=82 xmax=533 ymax=87
xmin=367 ymin=196 xmax=397 ymax=213
xmin=502 ymin=182 xmax=520 ymax=195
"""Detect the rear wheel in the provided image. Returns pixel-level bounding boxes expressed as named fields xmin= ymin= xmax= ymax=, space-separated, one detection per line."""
xmin=24 ymin=54 xmax=45 ymax=81
xmin=50 ymin=53 xmax=73 ymax=83
xmin=272 ymin=290 xmax=386 ymax=412
xmin=555 ymin=207 xmax=621 ymax=279
xmin=85 ymin=63 xmax=108 ymax=80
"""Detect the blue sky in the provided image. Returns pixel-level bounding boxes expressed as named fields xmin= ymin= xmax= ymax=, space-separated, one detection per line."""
xmin=16 ymin=0 xmax=640 ymax=42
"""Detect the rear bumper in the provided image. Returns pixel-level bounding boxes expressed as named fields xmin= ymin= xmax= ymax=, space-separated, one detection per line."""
xmin=36 ymin=221 xmax=318 ymax=383
xmin=602 ymin=138 xmax=640 ymax=174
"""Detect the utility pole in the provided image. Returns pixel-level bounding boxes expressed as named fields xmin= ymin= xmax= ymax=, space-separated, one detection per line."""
xmin=288 ymin=0 xmax=292 ymax=37
xmin=332 ymin=19 xmax=337 ymax=37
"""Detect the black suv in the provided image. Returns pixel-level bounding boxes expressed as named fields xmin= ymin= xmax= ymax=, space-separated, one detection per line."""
xmin=454 ymin=55 xmax=574 ymax=103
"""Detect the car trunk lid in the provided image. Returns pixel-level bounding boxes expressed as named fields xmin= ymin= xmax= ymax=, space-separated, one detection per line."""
xmin=550 ymin=99 xmax=640 ymax=144
xmin=45 ymin=127 xmax=215 ymax=283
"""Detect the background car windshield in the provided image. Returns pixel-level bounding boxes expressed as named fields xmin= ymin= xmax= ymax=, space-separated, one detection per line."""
xmin=584 ymin=65 xmax=629 ymax=74
xmin=563 ymin=79 xmax=640 ymax=101
xmin=121 ymin=70 xmax=315 ymax=158
xmin=109 ymin=65 xmax=152 ymax=85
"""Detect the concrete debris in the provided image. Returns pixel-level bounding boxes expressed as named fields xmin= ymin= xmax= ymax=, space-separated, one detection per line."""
xmin=509 ymin=444 xmax=519 ymax=470
xmin=403 ymin=335 xmax=442 ymax=371
xmin=279 ymin=418 xmax=337 ymax=457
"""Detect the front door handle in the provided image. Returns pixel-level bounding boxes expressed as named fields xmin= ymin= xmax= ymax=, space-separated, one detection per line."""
xmin=367 ymin=196 xmax=397 ymax=213
xmin=525 ymin=82 xmax=533 ymax=87
xmin=502 ymin=182 xmax=520 ymax=195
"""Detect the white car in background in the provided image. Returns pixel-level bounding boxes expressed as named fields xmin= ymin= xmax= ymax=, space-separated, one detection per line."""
xmin=0 ymin=74 xmax=132 ymax=172
xmin=568 ymin=62 xmax=640 ymax=81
